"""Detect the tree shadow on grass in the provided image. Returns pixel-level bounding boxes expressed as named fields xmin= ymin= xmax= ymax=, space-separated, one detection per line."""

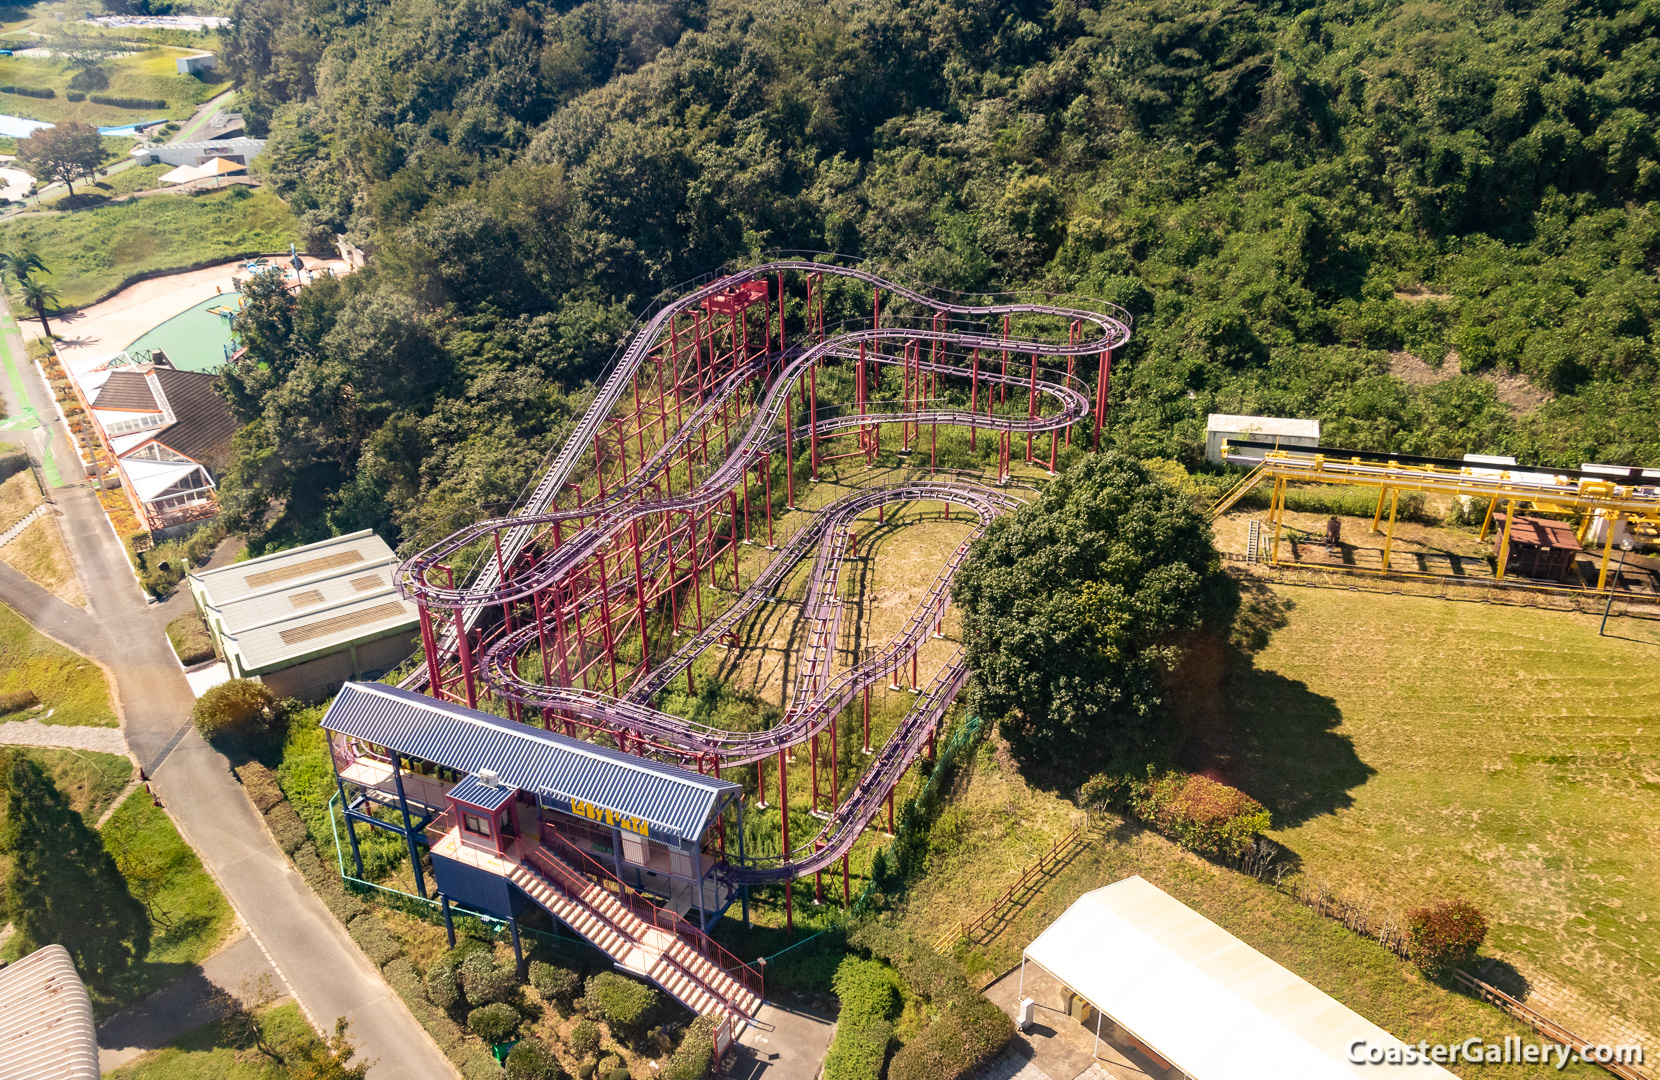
xmin=1181 ymin=582 xmax=1375 ymax=828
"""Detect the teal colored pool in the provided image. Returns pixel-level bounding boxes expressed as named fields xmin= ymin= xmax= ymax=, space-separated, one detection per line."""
xmin=122 ymin=293 xmax=243 ymax=373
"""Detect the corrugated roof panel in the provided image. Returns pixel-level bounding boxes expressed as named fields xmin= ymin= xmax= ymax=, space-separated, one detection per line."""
xmin=190 ymin=530 xmax=392 ymax=605
xmin=0 ymin=944 xmax=99 ymax=1080
xmin=227 ymin=594 xmax=417 ymax=672
xmin=322 ymin=683 xmax=738 ymax=843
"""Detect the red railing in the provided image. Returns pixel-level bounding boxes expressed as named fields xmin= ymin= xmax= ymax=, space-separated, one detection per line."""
xmin=536 ymin=828 xmax=763 ymax=1000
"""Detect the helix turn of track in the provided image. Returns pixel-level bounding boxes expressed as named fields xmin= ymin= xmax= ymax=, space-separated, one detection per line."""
xmin=395 ymin=258 xmax=1131 ymax=883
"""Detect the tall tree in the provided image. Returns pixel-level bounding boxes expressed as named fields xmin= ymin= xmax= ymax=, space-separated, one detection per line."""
xmin=0 ymin=247 xmax=46 ymax=289
xmin=0 ymin=751 xmax=150 ymax=984
xmin=17 ymin=121 xmax=103 ymax=196
xmin=18 ymin=278 xmax=60 ymax=339
xmin=952 ymin=454 xmax=1240 ymax=778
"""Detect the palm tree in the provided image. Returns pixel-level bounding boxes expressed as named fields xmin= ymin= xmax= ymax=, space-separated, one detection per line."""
xmin=19 ymin=277 xmax=60 ymax=339
xmin=0 ymin=247 xmax=46 ymax=289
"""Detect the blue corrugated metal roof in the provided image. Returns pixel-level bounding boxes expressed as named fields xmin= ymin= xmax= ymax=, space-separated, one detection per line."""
xmin=321 ymin=683 xmax=738 ymax=844
xmin=447 ymin=774 xmax=514 ymax=812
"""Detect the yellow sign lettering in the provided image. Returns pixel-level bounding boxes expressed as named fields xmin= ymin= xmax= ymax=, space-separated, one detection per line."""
xmin=566 ymin=798 xmax=650 ymax=838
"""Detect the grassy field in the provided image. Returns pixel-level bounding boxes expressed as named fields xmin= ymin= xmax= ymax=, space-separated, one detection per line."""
xmin=40 ymin=163 xmax=171 ymax=207
xmin=0 ymin=746 xmax=133 ymax=921
xmin=0 ymin=46 xmax=219 ymax=125
xmin=0 ymin=514 xmax=84 ymax=605
xmin=0 ymin=597 xmax=115 ymax=725
xmin=2 ymin=188 xmax=298 ymax=308
xmin=92 ymin=789 xmax=236 ymax=1016
xmin=0 ymin=466 xmax=40 ymax=524
xmin=105 ymin=1003 xmax=318 ymax=1080
xmin=1208 ymin=583 xmax=1660 ymax=1041
xmin=898 ymin=747 xmax=1604 ymax=1078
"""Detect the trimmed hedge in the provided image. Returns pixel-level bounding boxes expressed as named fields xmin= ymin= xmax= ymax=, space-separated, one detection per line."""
xmin=468 ymin=1002 xmax=522 ymax=1044
xmin=847 ymin=924 xmax=1012 ymax=1080
xmin=90 ymin=93 xmax=166 ymax=109
xmin=0 ymin=84 xmax=54 ymax=98
xmin=569 ymin=1019 xmax=601 ymax=1058
xmin=288 ymin=842 xmax=366 ymax=924
xmin=235 ymin=761 xmax=286 ymax=813
xmin=660 ymin=1014 xmax=717 ymax=1080
xmin=1406 ymin=899 xmax=1488 ymax=974
xmin=529 ymin=959 xmax=580 ymax=1010
xmin=265 ymin=798 xmax=311 ymax=855
xmin=506 ymin=1037 xmax=569 ymax=1080
xmin=831 ymin=956 xmax=901 ymax=1023
xmin=584 ymin=972 xmax=658 ymax=1046
xmin=824 ymin=959 xmax=900 ymax=1080
xmin=824 ymin=1021 xmax=894 ymax=1080
xmin=66 ymin=90 xmax=86 ymax=102
xmin=348 ymin=913 xmax=402 ymax=967
xmin=426 ymin=953 xmax=465 ymax=1012
xmin=461 ymin=951 xmax=518 ymax=1007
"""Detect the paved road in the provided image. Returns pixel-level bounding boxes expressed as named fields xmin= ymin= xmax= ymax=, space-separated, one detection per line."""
xmin=0 ymin=299 xmax=459 ymax=1079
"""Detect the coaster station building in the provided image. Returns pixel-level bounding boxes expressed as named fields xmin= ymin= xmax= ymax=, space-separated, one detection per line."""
xmin=321 ymin=682 xmax=763 ymax=1021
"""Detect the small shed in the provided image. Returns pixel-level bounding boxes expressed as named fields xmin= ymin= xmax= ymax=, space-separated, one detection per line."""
xmin=1205 ymin=414 xmax=1320 ymax=466
xmin=1493 ymin=514 xmax=1583 ymax=581
xmin=176 ymin=52 xmax=218 ymax=74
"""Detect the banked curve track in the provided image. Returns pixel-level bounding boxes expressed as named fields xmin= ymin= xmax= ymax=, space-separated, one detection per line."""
xmin=394 ymin=263 xmax=1129 ymax=882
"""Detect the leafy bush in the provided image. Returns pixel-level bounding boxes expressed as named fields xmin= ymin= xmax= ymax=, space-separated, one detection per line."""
xmin=529 ymin=960 xmax=580 ymax=1010
xmin=660 ymin=1014 xmax=717 ymax=1080
xmin=467 ymin=1002 xmax=522 ymax=1045
xmin=505 ymin=1037 xmax=568 ymax=1080
xmin=1131 ymin=771 xmax=1271 ymax=860
xmin=426 ymin=954 xmax=465 ymax=1013
xmin=66 ymin=91 xmax=86 ymax=102
xmin=824 ymin=1021 xmax=894 ymax=1080
xmin=191 ymin=678 xmax=280 ymax=743
xmin=831 ymin=956 xmax=902 ymax=1023
xmin=265 ymin=800 xmax=310 ymax=855
xmin=1407 ymin=899 xmax=1488 ymax=974
xmin=0 ymin=84 xmax=54 ymax=98
xmin=569 ymin=1019 xmax=602 ymax=1058
xmin=90 ymin=93 xmax=167 ymax=109
xmin=461 ymin=951 xmax=518 ymax=1007
xmin=607 ymin=1069 xmax=631 ymax=1080
xmin=0 ymin=689 xmax=38 ymax=715
xmin=847 ymin=924 xmax=1013 ymax=1080
xmin=584 ymin=973 xmax=658 ymax=1046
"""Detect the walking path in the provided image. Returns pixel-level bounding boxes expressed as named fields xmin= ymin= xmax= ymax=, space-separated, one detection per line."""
xmin=0 ymin=294 xmax=459 ymax=1079
xmin=97 ymin=930 xmax=286 ymax=1073
xmin=0 ymin=715 xmax=127 ymax=754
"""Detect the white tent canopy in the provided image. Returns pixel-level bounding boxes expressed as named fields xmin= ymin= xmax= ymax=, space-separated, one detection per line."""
xmin=159 ymin=161 xmax=211 ymax=185
xmin=1021 ymin=877 xmax=1459 ymax=1079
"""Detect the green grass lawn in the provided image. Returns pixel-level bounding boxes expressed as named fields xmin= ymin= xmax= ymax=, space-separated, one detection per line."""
xmin=39 ymin=163 xmax=171 ymax=208
xmin=0 ymin=747 xmax=132 ymax=910
xmin=1 ymin=188 xmax=299 ymax=308
xmin=899 ymin=744 xmax=1605 ymax=1079
xmin=1213 ymin=584 xmax=1660 ymax=1040
xmin=105 ymin=1003 xmax=318 ymax=1080
xmin=0 ymin=598 xmax=117 ymax=726
xmin=92 ymin=789 xmax=236 ymax=1017
xmin=0 ymin=47 xmax=219 ymax=125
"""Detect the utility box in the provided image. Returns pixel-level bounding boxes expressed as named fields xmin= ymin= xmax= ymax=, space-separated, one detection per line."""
xmin=1017 ymin=997 xmax=1036 ymax=1032
xmin=1205 ymin=414 xmax=1319 ymax=466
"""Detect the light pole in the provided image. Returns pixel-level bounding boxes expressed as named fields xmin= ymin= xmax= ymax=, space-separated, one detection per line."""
xmin=1600 ymin=539 xmax=1634 ymax=636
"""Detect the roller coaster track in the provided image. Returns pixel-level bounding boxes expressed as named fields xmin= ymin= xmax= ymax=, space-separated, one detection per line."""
xmin=395 ymin=260 xmax=1130 ymax=882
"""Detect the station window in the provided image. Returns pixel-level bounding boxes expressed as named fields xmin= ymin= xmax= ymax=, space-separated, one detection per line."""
xmin=462 ymin=813 xmax=491 ymax=837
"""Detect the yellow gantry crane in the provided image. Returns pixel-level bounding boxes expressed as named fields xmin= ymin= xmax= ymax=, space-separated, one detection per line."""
xmin=1213 ymin=441 xmax=1660 ymax=592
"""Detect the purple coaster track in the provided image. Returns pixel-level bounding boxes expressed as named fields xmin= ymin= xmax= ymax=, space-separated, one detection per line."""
xmin=393 ymin=258 xmax=1129 ymax=886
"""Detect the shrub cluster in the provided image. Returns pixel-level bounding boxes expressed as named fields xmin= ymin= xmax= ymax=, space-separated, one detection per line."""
xmin=90 ymin=93 xmax=166 ymax=109
xmin=659 ymin=1014 xmax=718 ymax=1080
xmin=823 ymin=957 xmax=901 ymax=1080
xmin=1406 ymin=899 xmax=1488 ymax=975
xmin=584 ymin=972 xmax=658 ymax=1047
xmin=468 ymin=1002 xmax=522 ymax=1045
xmin=568 ymin=1019 xmax=601 ymax=1058
xmin=1081 ymin=768 xmax=1271 ymax=861
xmin=66 ymin=90 xmax=86 ymax=102
xmin=348 ymin=913 xmax=402 ymax=967
xmin=462 ymin=951 xmax=518 ymax=1007
xmin=505 ymin=1037 xmax=568 ymax=1080
xmin=166 ymin=613 xmax=217 ymax=666
xmin=846 ymin=924 xmax=1013 ymax=1080
xmin=530 ymin=959 xmax=581 ymax=1011
xmin=0 ymin=84 xmax=54 ymax=98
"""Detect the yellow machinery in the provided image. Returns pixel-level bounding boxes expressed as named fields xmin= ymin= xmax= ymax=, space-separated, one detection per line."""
xmin=1213 ymin=441 xmax=1660 ymax=593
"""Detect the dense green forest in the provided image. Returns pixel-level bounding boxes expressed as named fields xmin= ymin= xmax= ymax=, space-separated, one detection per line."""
xmin=219 ymin=0 xmax=1660 ymax=549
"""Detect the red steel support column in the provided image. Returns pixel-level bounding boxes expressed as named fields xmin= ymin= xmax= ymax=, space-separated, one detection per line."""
xmin=784 ymin=395 xmax=795 ymax=508
xmin=862 ymin=685 xmax=871 ymax=753
xmin=809 ymin=733 xmax=820 ymax=815
xmin=779 ymin=747 xmax=792 ymax=933
xmin=630 ymin=522 xmax=651 ymax=675
xmin=1095 ymin=348 xmax=1112 ymax=448
xmin=455 ymin=612 xmax=478 ymax=709
xmin=808 ymin=363 xmax=820 ymax=480
xmin=419 ymin=605 xmax=442 ymax=699
xmin=756 ymin=753 xmax=767 ymax=809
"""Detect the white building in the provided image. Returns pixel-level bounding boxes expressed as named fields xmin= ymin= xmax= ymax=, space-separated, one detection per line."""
xmin=1205 ymin=414 xmax=1320 ymax=466
xmin=1019 ymin=877 xmax=1460 ymax=1079
xmin=176 ymin=52 xmax=218 ymax=74
xmin=0 ymin=945 xmax=99 ymax=1080
xmin=130 ymin=138 xmax=266 ymax=169
xmin=188 ymin=531 xmax=421 ymax=700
